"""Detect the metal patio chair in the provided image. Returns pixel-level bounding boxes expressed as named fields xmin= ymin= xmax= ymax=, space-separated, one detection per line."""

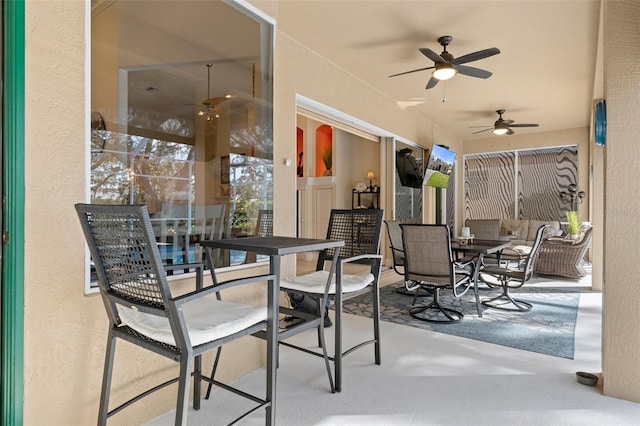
xmin=480 ymin=225 xmax=549 ymax=312
xmin=280 ymin=208 xmax=384 ymax=393
xmin=75 ymin=203 xmax=275 ymax=425
xmin=401 ymin=224 xmax=473 ymax=323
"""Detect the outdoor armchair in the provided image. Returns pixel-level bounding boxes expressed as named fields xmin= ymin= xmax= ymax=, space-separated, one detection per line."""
xmin=535 ymin=226 xmax=592 ymax=279
xmin=400 ymin=224 xmax=472 ymax=323
xmin=75 ymin=204 xmax=275 ymax=425
xmin=480 ymin=225 xmax=549 ymax=312
xmin=280 ymin=209 xmax=384 ymax=393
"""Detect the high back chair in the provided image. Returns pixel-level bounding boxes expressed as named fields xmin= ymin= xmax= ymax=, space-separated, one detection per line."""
xmin=193 ymin=204 xmax=226 ymax=264
xmin=280 ymin=209 xmax=384 ymax=393
xmin=75 ymin=204 xmax=275 ymax=425
xmin=401 ymin=224 xmax=473 ymax=323
xmin=480 ymin=224 xmax=549 ymax=312
xmin=384 ymin=218 xmax=427 ymax=296
xmin=255 ymin=209 xmax=274 ymax=237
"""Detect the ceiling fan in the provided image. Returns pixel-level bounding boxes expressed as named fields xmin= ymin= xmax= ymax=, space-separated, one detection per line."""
xmin=197 ymin=63 xmax=231 ymax=120
xmin=389 ymin=35 xmax=500 ymax=89
xmin=471 ymin=109 xmax=539 ymax=135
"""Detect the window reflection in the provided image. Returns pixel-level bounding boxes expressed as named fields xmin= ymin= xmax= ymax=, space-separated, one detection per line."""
xmin=90 ymin=1 xmax=273 ymax=283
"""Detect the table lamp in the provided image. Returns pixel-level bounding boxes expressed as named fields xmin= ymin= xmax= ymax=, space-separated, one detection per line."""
xmin=367 ymin=171 xmax=375 ymax=191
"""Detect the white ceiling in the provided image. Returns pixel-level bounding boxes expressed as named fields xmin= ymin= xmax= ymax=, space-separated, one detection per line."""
xmin=275 ymin=0 xmax=601 ymax=141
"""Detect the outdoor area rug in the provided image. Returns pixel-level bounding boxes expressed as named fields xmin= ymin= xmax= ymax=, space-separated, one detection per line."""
xmin=341 ymin=282 xmax=580 ymax=359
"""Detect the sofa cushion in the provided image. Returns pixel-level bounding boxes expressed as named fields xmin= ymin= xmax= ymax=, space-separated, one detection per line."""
xmin=501 ymin=219 xmax=529 ymax=240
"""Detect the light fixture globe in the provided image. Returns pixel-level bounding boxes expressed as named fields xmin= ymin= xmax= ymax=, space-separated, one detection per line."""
xmin=432 ymin=64 xmax=456 ymax=81
xmin=493 ymin=126 xmax=509 ymax=135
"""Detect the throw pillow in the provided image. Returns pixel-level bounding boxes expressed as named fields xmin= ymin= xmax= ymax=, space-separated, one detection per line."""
xmin=541 ymin=226 xmax=562 ymax=240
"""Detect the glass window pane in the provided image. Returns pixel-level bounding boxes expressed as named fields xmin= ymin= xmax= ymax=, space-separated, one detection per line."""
xmin=90 ymin=1 xmax=273 ymax=284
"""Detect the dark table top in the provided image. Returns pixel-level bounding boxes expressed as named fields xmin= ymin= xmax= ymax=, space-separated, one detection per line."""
xmin=451 ymin=239 xmax=511 ymax=255
xmin=199 ymin=235 xmax=344 ymax=256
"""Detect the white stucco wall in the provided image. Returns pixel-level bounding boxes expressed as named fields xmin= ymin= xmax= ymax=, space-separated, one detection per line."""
xmin=601 ymin=0 xmax=640 ymax=402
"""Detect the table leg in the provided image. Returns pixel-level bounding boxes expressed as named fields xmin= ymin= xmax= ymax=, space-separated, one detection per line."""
xmin=266 ymin=255 xmax=279 ymax=425
xmin=473 ymin=254 xmax=484 ymax=317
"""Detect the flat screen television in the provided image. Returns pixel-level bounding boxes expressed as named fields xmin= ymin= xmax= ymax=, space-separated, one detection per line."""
xmin=395 ymin=148 xmax=424 ymax=188
xmin=423 ymin=145 xmax=456 ymax=188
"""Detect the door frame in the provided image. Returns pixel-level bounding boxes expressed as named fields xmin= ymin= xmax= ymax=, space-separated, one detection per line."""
xmin=2 ymin=0 xmax=26 ymax=424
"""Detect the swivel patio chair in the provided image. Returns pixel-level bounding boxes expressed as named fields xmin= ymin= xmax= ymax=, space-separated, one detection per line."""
xmin=384 ymin=218 xmax=429 ymax=296
xmin=75 ymin=204 xmax=275 ymax=425
xmin=280 ymin=208 xmax=384 ymax=393
xmin=480 ymin=224 xmax=549 ymax=312
xmin=400 ymin=224 xmax=473 ymax=323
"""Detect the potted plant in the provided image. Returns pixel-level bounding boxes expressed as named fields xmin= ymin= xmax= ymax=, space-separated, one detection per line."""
xmin=321 ymin=147 xmax=332 ymax=176
xmin=566 ymin=210 xmax=580 ymax=238
xmin=231 ymin=210 xmax=248 ymax=235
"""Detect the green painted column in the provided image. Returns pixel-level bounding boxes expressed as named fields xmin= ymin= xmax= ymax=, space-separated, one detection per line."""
xmin=2 ymin=0 xmax=26 ymax=424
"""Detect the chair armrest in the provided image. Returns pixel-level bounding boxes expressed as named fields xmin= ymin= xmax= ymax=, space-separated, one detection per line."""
xmin=173 ymin=273 xmax=277 ymax=306
xmin=339 ymin=253 xmax=383 ymax=265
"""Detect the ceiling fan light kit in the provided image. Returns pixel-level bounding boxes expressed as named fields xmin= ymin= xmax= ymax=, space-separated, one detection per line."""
xmin=472 ymin=109 xmax=539 ymax=136
xmin=198 ymin=64 xmax=230 ymax=121
xmin=433 ymin=64 xmax=456 ymax=80
xmin=389 ymin=35 xmax=500 ymax=90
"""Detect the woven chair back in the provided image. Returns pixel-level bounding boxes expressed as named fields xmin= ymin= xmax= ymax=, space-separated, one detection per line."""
xmin=317 ymin=209 xmax=384 ymax=269
xmin=255 ymin=209 xmax=274 ymax=237
xmin=76 ymin=204 xmax=170 ymax=313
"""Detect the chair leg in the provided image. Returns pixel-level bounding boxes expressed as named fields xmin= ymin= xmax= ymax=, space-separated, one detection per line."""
xmin=175 ymin=355 xmax=193 ymax=426
xmin=193 ymin=354 xmax=201 ymax=411
xmin=334 ymin=290 xmax=343 ymax=393
xmin=205 ymin=347 xmax=222 ymax=399
xmin=481 ymin=284 xmax=532 ymax=312
xmin=372 ymin=283 xmax=381 ymax=366
xmin=409 ymin=288 xmax=463 ymax=323
xmin=317 ymin=298 xmax=335 ymax=393
xmin=98 ymin=332 xmax=117 ymax=426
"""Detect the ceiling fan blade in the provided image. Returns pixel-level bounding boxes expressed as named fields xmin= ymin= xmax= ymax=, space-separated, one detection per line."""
xmin=425 ymin=76 xmax=439 ymax=89
xmin=451 ymin=47 xmax=500 ymax=65
xmin=509 ymin=123 xmax=539 ymax=128
xmin=503 ymin=119 xmax=514 ymax=126
xmin=455 ymin=65 xmax=492 ymax=79
xmin=419 ymin=48 xmax=446 ymax=64
xmin=507 ymin=128 xmax=515 ymax=135
xmin=388 ymin=66 xmax=435 ymax=78
xmin=204 ymin=96 xmax=231 ymax=106
xmin=472 ymin=127 xmax=493 ymax=134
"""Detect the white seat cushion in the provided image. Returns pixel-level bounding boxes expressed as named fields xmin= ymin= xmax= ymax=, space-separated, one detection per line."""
xmin=118 ymin=297 xmax=267 ymax=347
xmin=280 ymin=270 xmax=374 ymax=295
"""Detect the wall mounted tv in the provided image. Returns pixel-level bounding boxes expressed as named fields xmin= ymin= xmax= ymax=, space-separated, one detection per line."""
xmin=395 ymin=148 xmax=424 ymax=188
xmin=423 ymin=144 xmax=456 ymax=188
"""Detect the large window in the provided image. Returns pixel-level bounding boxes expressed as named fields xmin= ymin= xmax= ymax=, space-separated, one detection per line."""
xmin=463 ymin=146 xmax=579 ymax=221
xmin=90 ymin=1 xmax=273 ymax=284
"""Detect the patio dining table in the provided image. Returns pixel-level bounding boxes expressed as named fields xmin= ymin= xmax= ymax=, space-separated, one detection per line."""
xmin=450 ymin=239 xmax=512 ymax=317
